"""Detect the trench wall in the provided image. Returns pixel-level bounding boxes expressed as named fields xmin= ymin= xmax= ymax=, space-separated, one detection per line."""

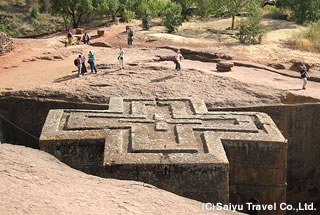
xmin=209 ymin=103 xmax=320 ymax=215
xmin=0 ymin=96 xmax=106 ymax=148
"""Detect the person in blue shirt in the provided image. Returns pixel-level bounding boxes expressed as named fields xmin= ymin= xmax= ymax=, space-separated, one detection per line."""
xmin=88 ymin=50 xmax=98 ymax=74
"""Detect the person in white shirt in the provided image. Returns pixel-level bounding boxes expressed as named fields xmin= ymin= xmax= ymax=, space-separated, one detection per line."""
xmin=118 ymin=47 xmax=125 ymax=70
xmin=175 ymin=49 xmax=184 ymax=74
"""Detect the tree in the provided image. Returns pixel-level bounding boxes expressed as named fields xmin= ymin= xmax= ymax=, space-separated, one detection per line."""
xmin=289 ymin=0 xmax=320 ymax=24
xmin=103 ymin=0 xmax=120 ymax=22
xmin=50 ymin=0 xmax=94 ymax=28
xmin=172 ymin=0 xmax=195 ymax=20
xmin=216 ymin=0 xmax=256 ymax=30
xmin=161 ymin=2 xmax=183 ymax=33
xmin=194 ymin=0 xmax=217 ymax=19
xmin=238 ymin=0 xmax=265 ymax=44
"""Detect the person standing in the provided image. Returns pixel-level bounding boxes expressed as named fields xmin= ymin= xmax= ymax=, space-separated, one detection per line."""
xmin=77 ymin=55 xmax=82 ymax=77
xmin=118 ymin=47 xmax=125 ymax=70
xmin=67 ymin=29 xmax=73 ymax=46
xmin=82 ymin=33 xmax=90 ymax=45
xmin=80 ymin=52 xmax=87 ymax=75
xmin=88 ymin=50 xmax=98 ymax=73
xmin=175 ymin=49 xmax=184 ymax=74
xmin=127 ymin=27 xmax=133 ymax=47
xmin=300 ymin=65 xmax=309 ymax=90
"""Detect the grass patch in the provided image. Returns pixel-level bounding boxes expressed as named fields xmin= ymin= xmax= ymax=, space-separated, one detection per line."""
xmin=287 ymin=21 xmax=320 ymax=52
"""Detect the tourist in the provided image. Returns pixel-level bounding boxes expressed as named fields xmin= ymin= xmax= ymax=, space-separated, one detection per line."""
xmin=67 ymin=29 xmax=73 ymax=46
xmin=127 ymin=27 xmax=133 ymax=47
xmin=300 ymin=64 xmax=309 ymax=90
xmin=118 ymin=47 xmax=125 ymax=70
xmin=88 ymin=50 xmax=98 ymax=73
xmin=175 ymin=49 xmax=184 ymax=74
xmin=76 ymin=55 xmax=82 ymax=77
xmin=82 ymin=33 xmax=90 ymax=45
xmin=80 ymin=52 xmax=87 ymax=75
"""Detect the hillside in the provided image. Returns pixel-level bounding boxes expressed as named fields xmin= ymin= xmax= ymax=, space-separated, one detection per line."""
xmin=0 ymin=0 xmax=63 ymax=37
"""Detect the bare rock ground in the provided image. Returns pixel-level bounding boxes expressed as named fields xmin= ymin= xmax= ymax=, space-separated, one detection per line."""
xmin=0 ymin=144 xmax=244 ymax=215
xmin=0 ymin=18 xmax=320 ymax=106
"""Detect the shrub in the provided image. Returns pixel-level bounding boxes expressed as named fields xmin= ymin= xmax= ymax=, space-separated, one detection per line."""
xmin=30 ymin=8 xmax=39 ymax=19
xmin=0 ymin=1 xmax=9 ymax=10
xmin=161 ymin=2 xmax=183 ymax=33
xmin=142 ymin=9 xmax=152 ymax=30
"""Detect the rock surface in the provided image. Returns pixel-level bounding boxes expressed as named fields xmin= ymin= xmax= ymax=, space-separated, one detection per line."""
xmin=216 ymin=61 xmax=234 ymax=72
xmin=0 ymin=144 xmax=244 ymax=215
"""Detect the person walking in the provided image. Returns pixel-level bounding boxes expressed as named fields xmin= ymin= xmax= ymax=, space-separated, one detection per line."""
xmin=300 ymin=64 xmax=309 ymax=90
xmin=118 ymin=47 xmax=125 ymax=70
xmin=127 ymin=27 xmax=133 ymax=47
xmin=175 ymin=49 xmax=184 ymax=75
xmin=67 ymin=29 xmax=73 ymax=46
xmin=88 ymin=50 xmax=98 ymax=73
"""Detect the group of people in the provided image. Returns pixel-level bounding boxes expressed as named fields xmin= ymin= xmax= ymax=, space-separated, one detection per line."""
xmin=67 ymin=30 xmax=90 ymax=46
xmin=75 ymin=50 xmax=98 ymax=77
xmin=69 ymin=29 xmax=311 ymax=88
xmin=74 ymin=47 xmax=184 ymax=78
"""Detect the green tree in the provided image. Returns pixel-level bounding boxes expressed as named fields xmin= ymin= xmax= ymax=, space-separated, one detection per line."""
xmin=194 ymin=0 xmax=217 ymax=19
xmin=49 ymin=0 xmax=94 ymax=28
xmin=276 ymin=0 xmax=320 ymax=24
xmin=290 ymin=0 xmax=320 ymax=24
xmin=216 ymin=0 xmax=255 ymax=30
xmin=238 ymin=0 xmax=265 ymax=44
xmin=136 ymin=0 xmax=167 ymax=18
xmin=172 ymin=0 xmax=195 ymax=20
xmin=161 ymin=2 xmax=183 ymax=33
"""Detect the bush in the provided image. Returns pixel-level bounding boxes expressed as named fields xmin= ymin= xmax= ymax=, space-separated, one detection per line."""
xmin=0 ymin=2 xmax=9 ymax=10
xmin=142 ymin=9 xmax=152 ymax=30
xmin=0 ymin=24 xmax=5 ymax=33
xmin=161 ymin=2 xmax=183 ymax=33
xmin=30 ymin=8 xmax=39 ymax=19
